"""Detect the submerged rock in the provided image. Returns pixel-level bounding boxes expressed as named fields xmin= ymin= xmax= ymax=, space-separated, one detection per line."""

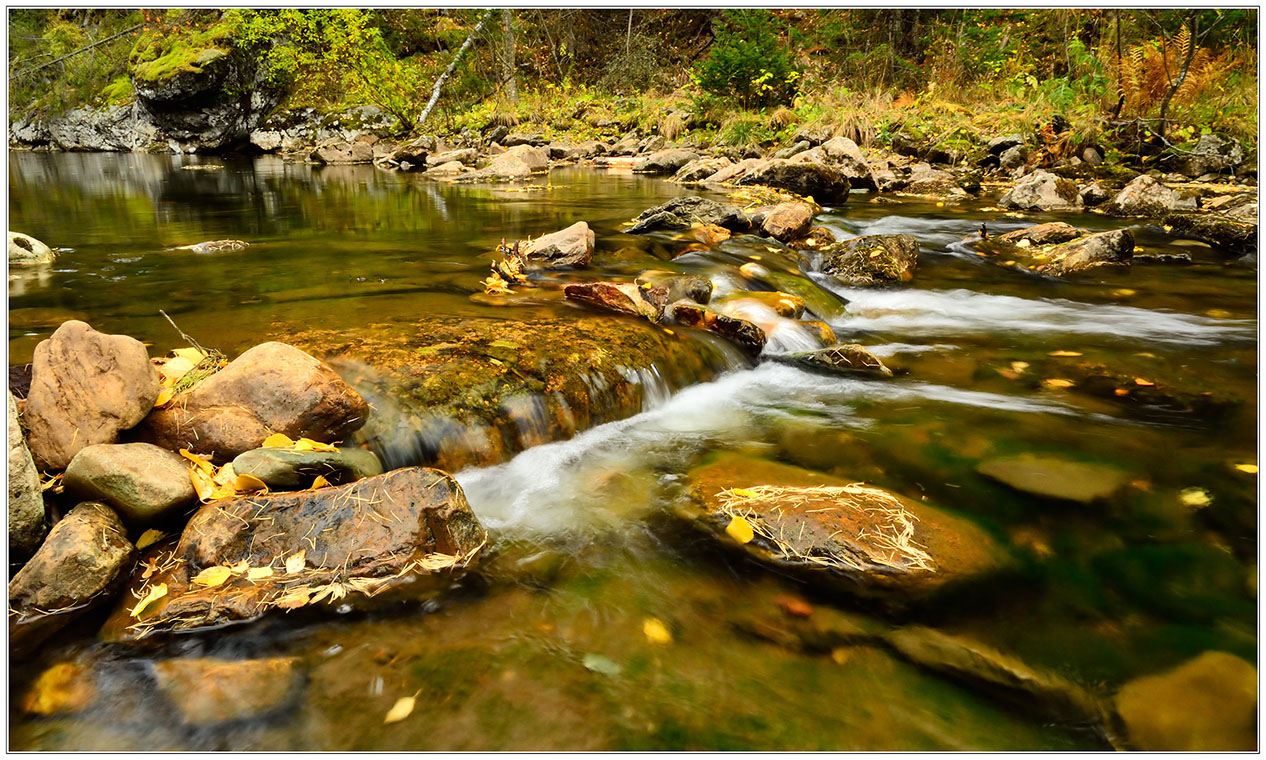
xmin=10 ymin=502 xmax=135 ymax=655
xmin=1019 ymin=356 xmax=1241 ymax=418
xmin=183 ymin=239 xmax=249 ymax=254
xmin=886 ymin=626 xmax=1108 ymax=726
xmin=775 ymin=344 xmax=893 ymax=378
xmin=715 ymin=291 xmax=805 ymax=319
xmin=626 ymin=196 xmax=751 ymax=234
xmin=232 ymin=446 xmax=382 ymax=490
xmin=24 ymin=320 xmax=160 ymax=471
xmin=63 ymin=442 xmax=196 ymax=527
xmin=8 ymin=391 xmax=46 ymax=555
xmin=8 ymin=231 xmax=55 ymax=264
xmin=282 ymin=316 xmax=741 ymax=471
xmin=821 ymin=234 xmax=920 ymax=287
xmin=20 ymin=662 xmax=97 ymax=716
xmin=634 ymin=270 xmax=714 ymax=307
xmin=681 ymin=454 xmax=1011 ymax=608
xmin=1104 ymin=175 xmax=1197 ymax=217
xmin=976 ymin=452 xmax=1128 ymax=504
xmin=520 ymin=221 xmax=595 ymax=268
xmin=668 ymin=301 xmax=767 ymax=357
xmin=106 ymin=467 xmax=486 ymax=640
xmin=154 ymin=657 xmax=303 ymax=726
xmin=735 ymin=159 xmax=851 ymax=204
xmin=1113 ymin=650 xmax=1256 ymax=751
xmin=136 ymin=342 xmax=368 ymax=464
xmin=737 ymin=264 xmax=850 ymax=321
xmin=999 ymin=169 xmax=1082 ymax=211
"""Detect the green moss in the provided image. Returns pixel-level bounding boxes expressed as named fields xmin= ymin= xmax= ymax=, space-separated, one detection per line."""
xmin=100 ymin=75 xmax=133 ymax=105
xmin=129 ymin=25 xmax=231 ymax=84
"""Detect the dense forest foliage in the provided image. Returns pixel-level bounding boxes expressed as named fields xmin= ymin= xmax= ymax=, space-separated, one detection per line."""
xmin=8 ymin=8 xmax=1258 ymax=160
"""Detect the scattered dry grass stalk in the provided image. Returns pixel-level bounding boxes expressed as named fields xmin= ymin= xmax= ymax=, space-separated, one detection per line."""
xmin=714 ymin=485 xmax=937 ymax=573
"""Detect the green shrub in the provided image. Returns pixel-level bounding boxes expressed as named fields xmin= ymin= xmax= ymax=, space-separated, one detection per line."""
xmin=693 ymin=10 xmax=799 ymax=109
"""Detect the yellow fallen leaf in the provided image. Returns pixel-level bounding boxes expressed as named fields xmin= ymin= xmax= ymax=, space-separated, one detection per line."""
xmin=310 ymin=474 xmax=331 ymax=490
xmin=294 ymin=438 xmax=338 ymax=453
xmin=643 ymin=617 xmax=673 ymax=645
xmin=192 ymin=565 xmax=233 ymax=587
xmin=1179 ymin=487 xmax=1212 ymax=509
xmin=1010 ymin=361 xmax=1029 ymax=373
xmin=383 ymin=692 xmax=419 ymax=724
xmin=159 ymin=355 xmax=196 ymax=384
xmin=1112 ymin=288 xmax=1136 ymax=297
xmin=247 ymin=566 xmax=274 ymax=580
xmin=285 ymin=550 xmax=306 ymax=574
xmin=1048 ymin=350 xmax=1082 ymax=357
xmin=171 ymin=347 xmax=206 ymax=364
xmin=726 ymin=516 xmax=755 ymax=544
xmin=730 ymin=487 xmax=759 ymax=499
xmin=136 ymin=529 xmax=166 ymax=551
xmin=1042 ymin=378 xmax=1075 ymax=389
xmin=1206 ymin=308 xmax=1232 ymax=319
xmin=831 ymin=647 xmax=853 ymax=665
xmin=1233 ymin=463 xmax=1257 ymax=474
xmin=1114 ymin=388 xmax=1131 ymax=397
xmin=229 ymin=560 xmax=250 ymax=574
xmin=1133 ymin=377 xmax=1155 ymax=387
xmin=262 ymin=433 xmax=295 ymax=448
xmin=131 ymin=583 xmax=167 ymax=618
xmin=213 ymin=462 xmax=237 ymax=488
xmin=234 ymin=473 xmax=268 ymax=493
xmin=154 ymin=387 xmax=175 ymax=408
xmin=189 ymin=467 xmax=217 ymax=501
xmin=180 ymin=449 xmax=214 ymax=474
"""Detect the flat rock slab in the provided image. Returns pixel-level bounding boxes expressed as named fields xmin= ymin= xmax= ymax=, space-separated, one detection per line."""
xmin=681 ymin=453 xmax=1011 ymax=607
xmin=775 ymin=344 xmax=893 ymax=378
xmin=64 ymin=442 xmax=196 ymax=526
xmin=1113 ymin=650 xmax=1257 ymax=751
xmin=106 ymin=467 xmax=487 ymax=641
xmin=136 ymin=341 xmax=369 ymax=464
xmin=10 ymin=502 xmax=136 ymax=655
xmin=154 ymin=657 xmax=302 ymax=725
xmin=231 ymin=446 xmax=383 ymax=489
xmin=885 ymin=626 xmax=1108 ymax=727
xmin=626 ymin=196 xmax=751 ymax=234
xmin=24 ymin=320 xmax=160 ymax=470
xmin=976 ymin=453 xmax=1127 ymax=504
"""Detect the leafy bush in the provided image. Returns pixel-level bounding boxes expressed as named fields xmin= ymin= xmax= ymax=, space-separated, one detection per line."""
xmin=694 ymin=10 xmax=799 ymax=109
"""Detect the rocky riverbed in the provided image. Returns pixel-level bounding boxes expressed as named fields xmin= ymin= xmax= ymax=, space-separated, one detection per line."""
xmin=7 ymin=134 xmax=1258 ymax=751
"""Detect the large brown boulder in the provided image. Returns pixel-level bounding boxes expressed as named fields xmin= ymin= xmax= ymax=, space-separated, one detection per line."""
xmin=1104 ymin=174 xmax=1197 ymax=217
xmin=673 ymin=156 xmax=733 ymax=183
xmin=563 ymin=281 xmax=662 ymax=321
xmin=135 ymin=342 xmax=368 ymax=464
xmin=1035 ymin=229 xmax=1134 ymax=277
xmin=10 ymin=502 xmax=136 ymax=654
xmin=633 ymin=148 xmax=699 ymax=175
xmin=680 ymin=454 xmax=1012 ymax=608
xmin=8 ymin=391 xmax=46 ymax=555
xmin=821 ymin=234 xmax=920 ymax=287
xmin=24 ymin=320 xmax=160 ymax=470
xmin=758 ymin=201 xmax=815 ymax=242
xmin=520 ymin=221 xmax=595 ymax=268
xmin=154 ymin=657 xmax=303 ymax=726
xmin=998 ymin=169 xmax=1082 ymax=211
xmin=736 ymin=159 xmax=851 ymax=204
xmin=626 ymin=196 xmax=751 ymax=234
xmin=103 ymin=467 xmax=486 ymax=640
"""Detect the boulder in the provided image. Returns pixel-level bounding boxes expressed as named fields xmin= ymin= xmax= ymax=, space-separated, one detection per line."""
xmin=10 ymin=502 xmax=135 ymax=655
xmin=1163 ymin=196 xmax=1257 ymax=257
xmin=626 ymin=196 xmax=751 ymax=234
xmin=815 ymin=136 xmax=877 ymax=189
xmin=633 ymin=148 xmax=700 ymax=175
xmin=680 ymin=454 xmax=1011 ymax=607
xmin=232 ymin=446 xmax=382 ymax=490
xmin=999 ymin=169 xmax=1082 ymax=211
xmin=986 ymin=134 xmax=1025 ymax=155
xmin=154 ymin=657 xmax=303 ymax=726
xmin=1078 ymin=181 xmax=1111 ymax=206
xmin=705 ymin=158 xmax=763 ymax=185
xmin=634 ymin=270 xmax=714 ymax=307
xmin=502 ymin=132 xmax=545 ymax=147
xmin=563 ymin=140 xmax=607 ymax=160
xmin=135 ymin=342 xmax=369 ymax=464
xmin=774 ymin=344 xmax=893 ymax=378
xmin=427 ymin=160 xmax=466 ymax=176
xmin=104 ymin=467 xmax=486 ymax=639
xmin=63 ymin=443 xmax=196 ymax=526
xmin=886 ymin=626 xmax=1107 ymax=726
xmin=758 ymin=202 xmax=815 ymax=242
xmin=905 ymin=162 xmax=966 ymax=196
xmin=391 ymin=135 xmax=437 ymax=165
xmin=426 ymin=148 xmax=477 ymax=167
xmin=667 ymin=301 xmax=766 ymax=357
xmin=309 ymin=141 xmax=374 ymax=165
xmin=8 ymin=231 xmax=54 ymax=264
xmin=674 ymin=156 xmax=733 ymax=183
xmin=1175 ymin=133 xmax=1244 ymax=177
xmin=770 ymin=140 xmax=812 ymax=160
xmin=8 ymin=391 xmax=47 ymax=555
xmin=1082 ymin=147 xmax=1103 ymax=166
xmin=24 ymin=320 xmax=160 ymax=471
xmin=998 ymin=144 xmax=1028 ymax=171
xmin=735 ymin=159 xmax=851 ymax=204
xmin=563 ymin=281 xmax=662 ymax=321
xmin=520 ymin=221 xmax=595 ymax=268
xmin=997 ymin=222 xmax=1084 ymax=246
xmin=610 ymin=132 xmax=640 ymax=155
xmin=1104 ymin=175 xmax=1197 ymax=217
xmin=1036 ymin=229 xmax=1134 ymax=277
xmin=976 ymin=452 xmax=1128 ymax=504
xmin=637 ymin=134 xmax=666 ymax=154
xmin=789 ymin=225 xmax=837 ymax=250
xmin=1113 ymin=650 xmax=1256 ymax=751
xmin=821 ymin=234 xmax=920 ymax=287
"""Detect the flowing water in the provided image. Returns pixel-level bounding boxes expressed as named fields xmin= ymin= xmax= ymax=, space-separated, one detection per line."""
xmin=8 ymin=152 xmax=1258 ymax=750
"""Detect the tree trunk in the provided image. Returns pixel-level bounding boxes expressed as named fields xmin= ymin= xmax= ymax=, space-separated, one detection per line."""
xmin=626 ymin=9 xmax=634 ymax=59
xmin=1156 ymin=13 xmax=1199 ymax=142
xmin=502 ymin=9 xmax=518 ymax=105
xmin=416 ymin=9 xmax=494 ymax=130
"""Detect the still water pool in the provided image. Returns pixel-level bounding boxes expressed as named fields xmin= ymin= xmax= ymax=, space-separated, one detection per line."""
xmin=8 ymin=152 xmax=1257 ymax=750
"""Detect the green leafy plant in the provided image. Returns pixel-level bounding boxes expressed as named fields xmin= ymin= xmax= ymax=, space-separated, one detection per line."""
xmin=694 ymin=10 xmax=799 ymax=109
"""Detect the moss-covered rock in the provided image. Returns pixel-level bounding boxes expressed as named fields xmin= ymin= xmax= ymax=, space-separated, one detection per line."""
xmin=821 ymin=234 xmax=920 ymax=287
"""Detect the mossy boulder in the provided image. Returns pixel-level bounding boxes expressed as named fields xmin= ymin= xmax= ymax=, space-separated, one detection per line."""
xmin=821 ymin=234 xmax=920 ymax=287
xmin=679 ymin=453 xmax=1013 ymax=608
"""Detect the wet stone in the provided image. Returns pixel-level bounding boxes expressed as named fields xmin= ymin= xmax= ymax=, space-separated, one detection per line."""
xmin=715 ymin=291 xmax=805 ymax=319
xmin=775 ymin=344 xmax=893 ymax=378
xmin=680 ymin=454 xmax=1012 ymax=608
xmin=154 ymin=657 xmax=302 ymax=726
xmin=634 ymin=270 xmax=714 ymax=308
xmin=519 ymin=221 xmax=594 ymax=269
xmin=976 ymin=453 xmax=1128 ymax=504
xmin=1114 ymin=650 xmax=1257 ymax=751
xmin=668 ymin=301 xmax=767 ymax=358
xmin=231 ymin=446 xmax=383 ymax=490
xmin=563 ymin=281 xmax=662 ymax=321
xmin=735 ymin=159 xmax=852 ymax=204
xmin=626 ymin=196 xmax=751 ymax=234
xmin=63 ymin=442 xmax=196 ymax=527
xmin=821 ymin=234 xmax=920 ymax=287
